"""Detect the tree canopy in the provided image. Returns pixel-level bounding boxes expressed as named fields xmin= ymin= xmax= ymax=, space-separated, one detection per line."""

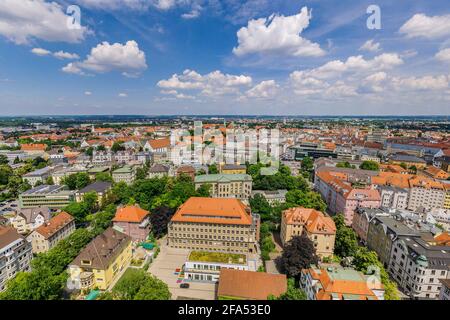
xmin=278 ymin=234 xmax=318 ymax=279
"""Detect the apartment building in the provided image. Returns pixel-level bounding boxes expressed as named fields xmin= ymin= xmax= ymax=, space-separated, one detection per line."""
xmin=148 ymin=164 xmax=170 ymax=178
xmin=388 ymin=236 xmax=450 ymax=299
xmin=28 ymin=212 xmax=76 ymax=254
xmin=167 ymin=197 xmax=260 ymax=254
xmin=194 ymin=174 xmax=252 ymax=201
xmin=251 ymin=189 xmax=287 ymax=205
xmin=19 ymin=185 xmax=76 ymax=209
xmin=75 ymin=181 xmax=112 ymax=205
xmin=219 ymin=164 xmax=247 ymax=174
xmin=407 ymin=177 xmax=446 ymax=211
xmin=352 ymin=208 xmax=389 ymax=245
xmin=300 ymin=265 xmax=385 ymax=300
xmin=68 ymin=227 xmax=132 ymax=291
xmin=439 ymin=279 xmax=450 ymax=300
xmin=112 ymin=205 xmax=151 ymax=242
xmin=280 ymin=207 xmax=336 ymax=259
xmin=9 ymin=206 xmax=51 ymax=234
xmin=378 ymin=185 xmax=409 ymax=210
xmin=0 ymin=226 xmax=33 ymax=292
xmin=315 ymin=171 xmax=381 ymax=225
xmin=366 ymin=216 xmax=419 ymax=267
xmin=92 ymin=150 xmax=112 ymax=165
xmin=22 ymin=166 xmax=55 ymax=186
xmin=112 ymin=165 xmax=136 ymax=185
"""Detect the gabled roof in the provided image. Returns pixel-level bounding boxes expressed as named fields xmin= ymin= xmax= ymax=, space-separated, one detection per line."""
xmin=35 ymin=212 xmax=74 ymax=239
xmin=113 ymin=205 xmax=150 ymax=223
xmin=147 ymin=138 xmax=170 ymax=149
xmin=0 ymin=226 xmax=24 ymax=248
xmin=283 ymin=207 xmax=336 ymax=234
xmin=71 ymin=227 xmax=131 ymax=270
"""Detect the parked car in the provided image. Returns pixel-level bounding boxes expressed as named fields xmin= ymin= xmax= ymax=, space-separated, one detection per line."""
xmin=180 ymin=283 xmax=190 ymax=289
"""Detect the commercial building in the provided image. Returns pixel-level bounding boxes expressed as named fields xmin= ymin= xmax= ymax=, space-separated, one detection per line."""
xmin=19 ymin=185 xmax=76 ymax=209
xmin=300 ymin=265 xmax=385 ymax=300
xmin=68 ymin=227 xmax=132 ymax=291
xmin=388 ymin=236 xmax=450 ymax=299
xmin=0 ymin=226 xmax=33 ymax=292
xmin=280 ymin=207 xmax=336 ymax=259
xmin=168 ymin=197 xmax=260 ymax=254
xmin=112 ymin=205 xmax=151 ymax=242
xmin=217 ymin=269 xmax=287 ymax=300
xmin=183 ymin=250 xmax=254 ymax=283
xmin=194 ymin=174 xmax=252 ymax=201
xmin=28 ymin=212 xmax=76 ymax=253
xmin=22 ymin=166 xmax=55 ymax=186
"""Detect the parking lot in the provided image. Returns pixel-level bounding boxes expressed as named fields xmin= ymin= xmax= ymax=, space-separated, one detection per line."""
xmin=148 ymin=241 xmax=217 ymax=300
xmin=0 ymin=200 xmax=19 ymax=215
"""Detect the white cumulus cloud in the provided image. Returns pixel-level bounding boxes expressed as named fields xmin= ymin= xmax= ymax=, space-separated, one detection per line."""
xmin=436 ymin=48 xmax=450 ymax=63
xmin=399 ymin=13 xmax=450 ymax=39
xmin=0 ymin=0 xmax=89 ymax=45
xmin=32 ymin=48 xmax=79 ymax=59
xmin=31 ymin=48 xmax=51 ymax=56
xmin=233 ymin=6 xmax=325 ymax=58
xmin=62 ymin=40 xmax=147 ymax=77
xmin=245 ymin=80 xmax=279 ymax=99
xmin=359 ymin=39 xmax=381 ymax=52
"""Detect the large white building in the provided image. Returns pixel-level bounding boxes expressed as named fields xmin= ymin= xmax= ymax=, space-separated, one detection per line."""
xmin=388 ymin=236 xmax=450 ymax=300
xmin=378 ymin=185 xmax=409 ymax=210
xmin=0 ymin=226 xmax=33 ymax=292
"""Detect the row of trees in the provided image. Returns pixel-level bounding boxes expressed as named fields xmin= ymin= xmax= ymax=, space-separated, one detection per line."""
xmin=332 ymin=214 xmax=400 ymax=300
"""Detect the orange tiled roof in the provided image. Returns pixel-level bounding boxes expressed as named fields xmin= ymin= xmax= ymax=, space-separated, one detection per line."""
xmin=283 ymin=207 xmax=336 ymax=234
xmin=424 ymin=166 xmax=449 ymax=180
xmin=217 ymin=269 xmax=287 ymax=300
xmin=35 ymin=212 xmax=74 ymax=239
xmin=434 ymin=232 xmax=450 ymax=246
xmin=148 ymin=138 xmax=170 ymax=149
xmin=113 ymin=205 xmax=150 ymax=223
xmin=20 ymin=143 xmax=47 ymax=151
xmin=171 ymin=197 xmax=252 ymax=225
xmin=306 ymin=267 xmax=379 ymax=300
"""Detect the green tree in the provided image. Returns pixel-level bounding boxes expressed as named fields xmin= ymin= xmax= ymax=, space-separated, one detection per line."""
xmin=208 ymin=164 xmax=218 ymax=174
xmin=270 ymin=278 xmax=306 ymax=300
xmin=249 ymin=194 xmax=273 ymax=222
xmin=285 ymin=189 xmax=327 ymax=212
xmin=62 ymin=172 xmax=91 ymax=190
xmin=0 ymin=155 xmax=8 ymax=165
xmin=109 ymin=269 xmax=171 ymax=300
xmin=95 ymin=172 xmax=113 ymax=182
xmin=111 ymin=142 xmax=126 ymax=153
xmin=352 ymin=247 xmax=400 ymax=300
xmin=360 ymin=160 xmax=380 ymax=171
xmin=0 ymin=165 xmax=13 ymax=185
xmin=279 ymin=234 xmax=318 ymax=279
xmin=333 ymin=214 xmax=359 ymax=257
xmin=45 ymin=176 xmax=54 ymax=185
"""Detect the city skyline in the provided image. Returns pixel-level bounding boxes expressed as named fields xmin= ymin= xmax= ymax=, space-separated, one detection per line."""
xmin=1 ymin=0 xmax=450 ymax=116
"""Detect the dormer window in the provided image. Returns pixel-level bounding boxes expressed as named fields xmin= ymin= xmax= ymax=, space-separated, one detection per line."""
xmin=81 ymin=260 xmax=91 ymax=266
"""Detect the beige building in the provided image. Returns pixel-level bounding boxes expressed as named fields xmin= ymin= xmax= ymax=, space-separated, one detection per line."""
xmin=167 ymin=197 xmax=260 ymax=254
xmin=407 ymin=177 xmax=446 ymax=211
xmin=194 ymin=174 xmax=252 ymax=201
xmin=280 ymin=207 xmax=336 ymax=259
xmin=112 ymin=165 xmax=136 ymax=185
xmin=28 ymin=212 xmax=76 ymax=254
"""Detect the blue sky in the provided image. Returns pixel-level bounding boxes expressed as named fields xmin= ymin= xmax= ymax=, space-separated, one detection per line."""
xmin=0 ymin=0 xmax=449 ymax=116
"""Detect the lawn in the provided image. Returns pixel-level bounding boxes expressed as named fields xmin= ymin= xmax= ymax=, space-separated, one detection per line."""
xmin=188 ymin=251 xmax=246 ymax=264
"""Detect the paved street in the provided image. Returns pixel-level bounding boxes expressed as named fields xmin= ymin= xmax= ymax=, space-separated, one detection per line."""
xmin=148 ymin=241 xmax=217 ymax=300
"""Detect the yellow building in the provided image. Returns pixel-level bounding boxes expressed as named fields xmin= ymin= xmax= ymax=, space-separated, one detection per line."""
xmin=68 ymin=227 xmax=132 ymax=291
xmin=280 ymin=207 xmax=336 ymax=259
xmin=444 ymin=186 xmax=450 ymax=209
xmin=219 ymin=164 xmax=247 ymax=174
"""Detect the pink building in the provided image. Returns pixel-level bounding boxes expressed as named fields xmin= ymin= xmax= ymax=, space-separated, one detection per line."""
xmin=112 ymin=205 xmax=151 ymax=242
xmin=315 ymin=171 xmax=381 ymax=226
